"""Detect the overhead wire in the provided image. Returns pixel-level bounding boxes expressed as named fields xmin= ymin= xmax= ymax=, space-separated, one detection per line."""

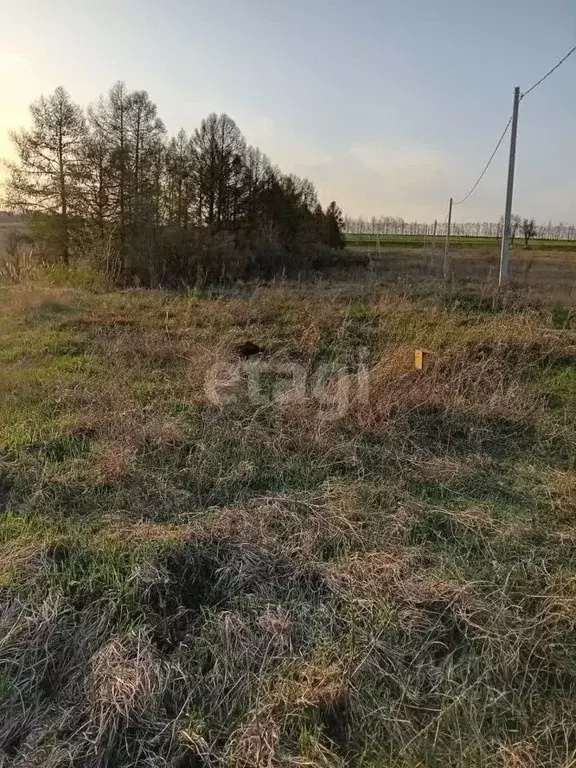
xmin=451 ymin=43 xmax=576 ymax=207
xmin=521 ymin=44 xmax=576 ymax=100
xmin=452 ymin=115 xmax=513 ymax=205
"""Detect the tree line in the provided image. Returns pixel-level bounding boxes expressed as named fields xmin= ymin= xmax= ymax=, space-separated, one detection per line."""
xmin=345 ymin=216 xmax=576 ymax=241
xmin=3 ymin=84 xmax=345 ymax=285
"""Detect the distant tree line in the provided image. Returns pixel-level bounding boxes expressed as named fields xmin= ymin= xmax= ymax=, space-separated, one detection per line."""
xmin=3 ymin=85 xmax=345 ymax=285
xmin=345 ymin=216 xmax=576 ymax=241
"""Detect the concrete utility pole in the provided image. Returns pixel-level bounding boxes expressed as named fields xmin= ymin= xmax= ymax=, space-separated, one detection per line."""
xmin=499 ymin=86 xmax=520 ymax=285
xmin=443 ymin=197 xmax=453 ymax=282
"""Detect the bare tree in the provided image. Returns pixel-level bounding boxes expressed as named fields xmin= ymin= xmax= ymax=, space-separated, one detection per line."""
xmin=192 ymin=113 xmax=247 ymax=229
xmin=241 ymin=146 xmax=275 ymax=238
xmin=5 ymin=87 xmax=85 ymax=264
xmin=89 ymin=82 xmax=131 ymax=261
xmin=510 ymin=214 xmax=521 ymax=245
xmin=522 ymin=218 xmax=537 ymax=248
xmin=79 ymin=108 xmax=116 ymax=237
xmin=165 ymin=129 xmax=195 ymax=228
xmin=126 ymin=90 xmax=165 ymax=233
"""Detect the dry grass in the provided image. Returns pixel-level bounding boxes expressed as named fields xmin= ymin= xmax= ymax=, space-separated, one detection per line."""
xmin=0 ymin=270 xmax=574 ymax=766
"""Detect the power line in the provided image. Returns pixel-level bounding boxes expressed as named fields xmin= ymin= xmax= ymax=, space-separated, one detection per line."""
xmin=453 ymin=114 xmax=513 ymax=205
xmin=521 ymin=44 xmax=576 ymax=100
xmin=451 ymin=44 xmax=576 ymax=208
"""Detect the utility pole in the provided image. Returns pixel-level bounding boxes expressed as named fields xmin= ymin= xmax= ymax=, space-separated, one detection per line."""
xmin=427 ymin=219 xmax=438 ymax=270
xmin=499 ymin=86 xmax=520 ymax=285
xmin=443 ymin=197 xmax=453 ymax=282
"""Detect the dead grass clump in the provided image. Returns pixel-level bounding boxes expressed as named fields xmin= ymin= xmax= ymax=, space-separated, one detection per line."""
xmin=226 ymin=704 xmax=280 ymax=768
xmin=275 ymin=657 xmax=347 ymax=710
xmin=396 ymin=572 xmax=471 ymax=612
xmin=91 ymin=440 xmax=137 ymax=485
xmin=298 ymin=323 xmax=322 ymax=352
xmin=92 ymin=478 xmax=402 ymax=562
xmin=86 ymin=630 xmax=168 ymax=746
xmin=11 ymin=742 xmax=82 ymax=768
xmin=94 ymin=494 xmax=339 ymax=556
xmin=282 ymin=482 xmax=376 ymax=558
xmin=58 ymin=379 xmax=135 ymax=434
xmin=181 ymin=481 xmax=388 ymax=560
xmin=547 ymin=470 xmax=576 ymax=521
xmin=0 ymin=540 xmax=44 ymax=586
xmin=539 ymin=566 xmax=576 ymax=621
xmin=258 ymin=606 xmax=294 ymax=653
xmin=107 ymin=328 xmax=188 ymax=367
xmin=0 ymin=595 xmax=93 ymax=761
xmin=326 ymin=550 xmax=411 ymax=601
xmin=412 ymin=454 xmax=489 ymax=484
xmin=226 ymin=655 xmax=347 ymax=768
xmin=142 ymin=415 xmax=184 ymax=445
xmin=446 ymin=504 xmax=497 ymax=533
xmin=91 ymin=520 xmax=192 ymax=548
xmin=496 ymin=740 xmax=538 ymax=768
xmin=196 ymin=501 xmax=281 ymax=549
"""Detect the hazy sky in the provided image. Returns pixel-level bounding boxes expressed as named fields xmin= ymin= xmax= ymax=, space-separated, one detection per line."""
xmin=1 ymin=0 xmax=575 ymax=223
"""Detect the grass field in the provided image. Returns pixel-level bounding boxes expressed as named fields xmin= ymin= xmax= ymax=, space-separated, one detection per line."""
xmin=358 ymin=242 xmax=576 ymax=306
xmin=0 ymin=262 xmax=575 ymax=766
xmin=346 ymin=233 xmax=576 ymax=253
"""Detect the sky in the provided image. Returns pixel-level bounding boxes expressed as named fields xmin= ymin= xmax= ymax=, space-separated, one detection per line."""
xmin=1 ymin=0 xmax=575 ymax=223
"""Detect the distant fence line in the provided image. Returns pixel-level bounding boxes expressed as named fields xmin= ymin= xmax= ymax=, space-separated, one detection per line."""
xmin=344 ymin=217 xmax=576 ymax=240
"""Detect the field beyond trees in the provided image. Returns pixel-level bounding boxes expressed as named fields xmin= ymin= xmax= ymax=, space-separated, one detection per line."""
xmin=0 ymin=264 xmax=575 ymax=766
xmin=346 ymin=233 xmax=576 ymax=253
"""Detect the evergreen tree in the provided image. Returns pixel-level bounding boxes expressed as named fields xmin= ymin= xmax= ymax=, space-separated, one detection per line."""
xmin=325 ymin=201 xmax=345 ymax=249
